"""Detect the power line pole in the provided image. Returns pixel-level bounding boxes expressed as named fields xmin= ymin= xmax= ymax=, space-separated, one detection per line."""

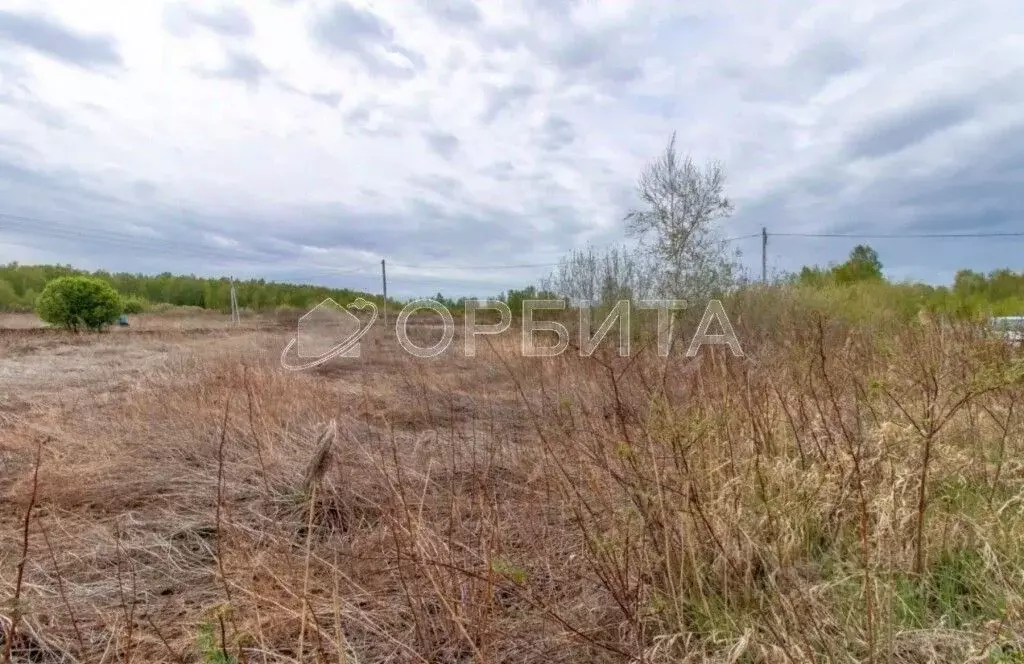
xmin=229 ymin=277 xmax=239 ymax=325
xmin=381 ymin=259 xmax=388 ymax=327
xmin=761 ymin=227 xmax=767 ymax=284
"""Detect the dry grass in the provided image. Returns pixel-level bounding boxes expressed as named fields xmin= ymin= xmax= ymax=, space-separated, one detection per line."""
xmin=1 ymin=309 xmax=1023 ymax=663
xmin=0 ymin=312 xmax=261 ymax=333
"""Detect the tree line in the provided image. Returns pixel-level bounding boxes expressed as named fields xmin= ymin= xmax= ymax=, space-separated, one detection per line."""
xmin=0 ymin=263 xmax=382 ymax=313
xmin=2 ymin=132 xmax=1022 ymax=321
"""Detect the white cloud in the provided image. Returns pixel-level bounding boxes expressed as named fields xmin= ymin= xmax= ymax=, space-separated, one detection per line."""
xmin=0 ymin=0 xmax=1022 ymax=296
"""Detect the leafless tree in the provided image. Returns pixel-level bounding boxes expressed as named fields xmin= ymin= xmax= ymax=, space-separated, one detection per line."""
xmin=542 ymin=243 xmax=657 ymax=306
xmin=624 ymin=132 xmax=739 ymax=299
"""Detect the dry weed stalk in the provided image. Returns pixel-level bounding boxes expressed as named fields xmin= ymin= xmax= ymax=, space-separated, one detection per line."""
xmin=1 ymin=437 xmax=43 ymax=664
xmin=1 ymin=309 xmax=1023 ymax=663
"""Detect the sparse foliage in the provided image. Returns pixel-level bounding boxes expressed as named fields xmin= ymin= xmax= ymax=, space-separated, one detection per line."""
xmin=624 ymin=131 xmax=739 ymax=299
xmin=541 ymin=242 xmax=656 ymax=306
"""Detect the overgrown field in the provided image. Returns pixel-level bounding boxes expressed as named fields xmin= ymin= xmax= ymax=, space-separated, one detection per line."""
xmin=2 ymin=307 xmax=1024 ymax=663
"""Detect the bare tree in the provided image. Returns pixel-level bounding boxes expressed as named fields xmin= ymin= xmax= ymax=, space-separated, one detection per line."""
xmin=625 ymin=132 xmax=738 ymax=299
xmin=542 ymin=243 xmax=657 ymax=306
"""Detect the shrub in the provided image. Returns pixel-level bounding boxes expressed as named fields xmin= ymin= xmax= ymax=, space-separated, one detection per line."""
xmin=0 ymin=279 xmax=18 ymax=311
xmin=121 ymin=294 xmax=149 ymax=314
xmin=36 ymin=276 xmax=123 ymax=331
xmin=147 ymin=302 xmax=176 ymax=314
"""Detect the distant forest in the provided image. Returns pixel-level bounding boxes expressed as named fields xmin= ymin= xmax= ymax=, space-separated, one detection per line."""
xmin=0 ymin=263 xmax=381 ymax=313
xmin=2 ymin=252 xmax=1024 ymax=319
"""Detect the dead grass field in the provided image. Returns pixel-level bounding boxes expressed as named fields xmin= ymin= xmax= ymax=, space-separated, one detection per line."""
xmin=2 ymin=310 xmax=1024 ymax=663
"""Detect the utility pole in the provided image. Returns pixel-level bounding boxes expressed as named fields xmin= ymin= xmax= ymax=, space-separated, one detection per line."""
xmin=381 ymin=259 xmax=388 ymax=327
xmin=229 ymin=277 xmax=239 ymax=325
xmin=761 ymin=227 xmax=767 ymax=284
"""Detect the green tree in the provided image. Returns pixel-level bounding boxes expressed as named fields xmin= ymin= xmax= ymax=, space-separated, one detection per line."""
xmin=797 ymin=265 xmax=830 ymax=287
xmin=121 ymin=294 xmax=149 ymax=314
xmin=36 ymin=276 xmax=124 ymax=331
xmin=833 ymin=244 xmax=883 ymax=284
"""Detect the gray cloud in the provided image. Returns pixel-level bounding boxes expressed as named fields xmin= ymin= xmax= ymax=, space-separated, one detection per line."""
xmin=420 ymin=0 xmax=482 ymax=27
xmin=314 ymin=2 xmax=392 ymax=44
xmin=0 ymin=96 xmax=68 ymax=129
xmin=424 ymin=131 xmax=460 ymax=160
xmin=486 ymin=8 xmax=653 ymax=90
xmin=539 ymin=115 xmax=576 ymax=152
xmin=549 ymin=34 xmax=643 ymax=85
xmin=3 ymin=0 xmax=1023 ymax=296
xmin=796 ymin=41 xmax=862 ymax=83
xmin=726 ymin=38 xmax=863 ymax=104
xmin=0 ymin=59 xmax=69 ymax=129
xmin=163 ymin=3 xmax=254 ymax=39
xmin=310 ymin=2 xmax=423 ymax=79
xmin=631 ymin=93 xmax=678 ymax=120
xmin=731 ymin=112 xmax=1024 ymax=280
xmin=480 ymin=82 xmax=535 ymax=124
xmin=341 ymin=105 xmax=403 ymax=137
xmin=484 ymin=31 xmax=643 ymax=92
xmin=389 ymin=45 xmax=426 ymax=71
xmin=345 ymin=106 xmax=371 ymax=126
xmin=308 ymin=91 xmax=342 ymax=108
xmin=0 ymin=152 xmax=84 ymax=193
xmin=277 ymin=81 xmax=342 ymax=107
xmin=846 ymin=98 xmax=975 ymax=160
xmin=520 ymin=0 xmax=581 ymax=18
xmin=257 ymin=197 xmax=576 ymax=266
xmin=877 ymin=129 xmax=1024 ymax=233
xmin=196 ymin=50 xmax=269 ymax=88
xmin=0 ymin=10 xmax=121 ymax=70
xmin=481 ymin=161 xmax=516 ymax=181
xmin=408 ymin=174 xmax=463 ymax=198
xmin=0 ymin=153 xmax=292 ymax=269
xmin=0 ymin=150 xmax=135 ymax=215
xmin=132 ymin=180 xmax=157 ymax=200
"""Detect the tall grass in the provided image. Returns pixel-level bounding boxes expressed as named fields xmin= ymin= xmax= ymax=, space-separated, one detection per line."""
xmin=1 ymin=299 xmax=1023 ymax=663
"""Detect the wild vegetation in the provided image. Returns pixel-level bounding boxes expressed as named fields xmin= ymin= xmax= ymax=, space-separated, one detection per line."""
xmin=0 ymin=263 xmax=381 ymax=315
xmin=2 ymin=134 xmax=1023 ymax=663
xmin=1 ymin=303 xmax=1023 ymax=663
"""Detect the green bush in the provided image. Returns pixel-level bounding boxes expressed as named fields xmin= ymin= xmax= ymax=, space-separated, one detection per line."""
xmin=121 ymin=294 xmax=149 ymax=314
xmin=36 ymin=276 xmax=123 ymax=331
xmin=0 ymin=279 xmax=18 ymax=311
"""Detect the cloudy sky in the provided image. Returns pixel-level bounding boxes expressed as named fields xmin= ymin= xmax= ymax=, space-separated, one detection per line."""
xmin=0 ymin=0 xmax=1021 ymax=297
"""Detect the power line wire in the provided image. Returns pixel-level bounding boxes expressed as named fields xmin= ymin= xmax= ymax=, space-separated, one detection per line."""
xmin=0 ymin=212 xmax=388 ymax=275
xmin=388 ymin=261 xmax=560 ymax=270
xmin=389 ymin=235 xmax=762 ymax=270
xmin=771 ymin=231 xmax=1024 ymax=239
xmin=0 ymin=212 xmax=276 ymax=264
xmin=0 ymin=211 xmax=562 ymax=272
xmin=5 ymin=209 xmax=1021 ymax=281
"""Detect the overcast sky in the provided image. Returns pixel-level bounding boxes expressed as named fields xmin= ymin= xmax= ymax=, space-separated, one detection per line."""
xmin=0 ymin=0 xmax=1021 ymax=297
